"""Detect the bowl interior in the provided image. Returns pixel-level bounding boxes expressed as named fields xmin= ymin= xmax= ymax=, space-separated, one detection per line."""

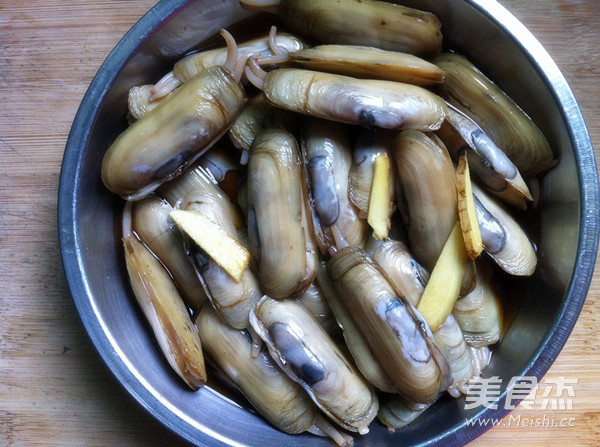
xmin=59 ymin=0 xmax=598 ymax=445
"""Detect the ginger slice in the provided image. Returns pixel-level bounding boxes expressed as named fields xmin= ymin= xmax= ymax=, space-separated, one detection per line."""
xmin=417 ymin=221 xmax=469 ymax=331
xmin=367 ymin=152 xmax=392 ymax=240
xmin=456 ymin=152 xmax=483 ymax=260
xmin=170 ymin=209 xmax=250 ymax=282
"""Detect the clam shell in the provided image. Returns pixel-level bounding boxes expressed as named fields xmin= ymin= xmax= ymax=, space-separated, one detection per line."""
xmin=247 ymin=128 xmax=318 ymax=298
xmin=102 ymin=66 xmax=246 ymax=200
xmin=473 ymin=183 xmax=537 ymax=276
xmin=250 ymin=296 xmax=379 ymax=434
xmin=453 ymin=259 xmax=503 ymax=347
xmin=131 ymin=195 xmax=207 ymax=312
xmin=434 ymin=52 xmax=554 ymax=177
xmin=301 ymin=117 xmax=368 ymax=254
xmin=392 ymin=130 xmax=458 ymax=271
xmin=328 ymin=246 xmax=451 ymax=403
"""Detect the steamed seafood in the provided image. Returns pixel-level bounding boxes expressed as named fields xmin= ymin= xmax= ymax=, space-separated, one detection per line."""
xmin=247 ymin=128 xmax=318 ymax=298
xmin=250 ymin=296 xmax=379 ymax=434
xmin=328 ymin=245 xmax=451 ymax=404
xmin=121 ymin=203 xmax=206 ymax=390
xmin=245 ymin=59 xmax=447 ymax=132
xmin=240 ymin=0 xmax=443 ymax=56
xmin=102 ymin=5 xmax=556 ymax=440
xmin=197 ymin=305 xmax=353 ymax=446
xmin=434 ymin=52 xmax=554 ymax=177
xmin=101 ymin=30 xmax=247 ymax=200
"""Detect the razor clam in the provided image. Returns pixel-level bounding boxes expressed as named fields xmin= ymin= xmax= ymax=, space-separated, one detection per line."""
xmin=151 ymin=31 xmax=306 ymax=101
xmin=101 ymin=29 xmax=247 ymax=200
xmin=196 ymin=144 xmax=244 ymax=201
xmin=130 ymin=195 xmax=207 ymax=313
xmin=196 ymin=145 xmax=240 ymax=184
xmin=473 ymin=182 xmax=537 ymax=276
xmin=366 ymin=238 xmax=473 ymax=396
xmin=245 ymin=61 xmax=447 ymax=132
xmin=157 ymin=161 xmax=244 ymax=231
xmin=453 ymin=259 xmax=503 ymax=347
xmin=240 ymin=0 xmax=443 ymax=56
xmin=392 ymin=132 xmax=476 ymax=296
xmin=121 ymin=202 xmax=206 ymax=390
xmin=377 ymin=395 xmax=433 ymax=432
xmin=301 ymin=117 xmax=368 ymax=254
xmin=196 ymin=305 xmax=353 ymax=447
xmin=250 ymin=295 xmax=379 ymax=434
xmin=470 ymin=345 xmax=493 ymax=378
xmin=127 ymin=84 xmax=167 ymax=121
xmin=296 ymin=282 xmax=339 ymax=338
xmin=180 ymin=189 xmax=262 ymax=332
xmin=285 ymin=44 xmax=445 ymax=85
xmin=228 ymin=93 xmax=276 ymax=164
xmin=365 ymin=238 xmax=429 ymax=306
xmin=235 ymin=182 xmax=258 ymax=271
xmin=247 ymin=128 xmax=318 ymax=299
xmin=432 ymin=315 xmax=473 ymax=397
xmin=436 ymin=105 xmax=532 ymax=210
xmin=349 ymin=129 xmax=397 ymax=219
xmin=392 ymin=130 xmax=458 ymax=271
xmin=316 ymin=261 xmax=398 ymax=394
xmin=328 ymin=245 xmax=451 ymax=403
xmin=433 ymin=52 xmax=555 ymax=177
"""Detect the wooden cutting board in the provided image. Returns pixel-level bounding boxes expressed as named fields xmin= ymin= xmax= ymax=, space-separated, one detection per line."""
xmin=1 ymin=0 xmax=598 ymax=445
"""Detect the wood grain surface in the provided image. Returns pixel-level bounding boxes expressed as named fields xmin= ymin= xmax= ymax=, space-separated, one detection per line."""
xmin=1 ymin=1 xmax=598 ymax=445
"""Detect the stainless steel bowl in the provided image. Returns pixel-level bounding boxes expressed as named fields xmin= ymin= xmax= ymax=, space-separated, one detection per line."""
xmin=58 ymin=0 xmax=599 ymax=445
